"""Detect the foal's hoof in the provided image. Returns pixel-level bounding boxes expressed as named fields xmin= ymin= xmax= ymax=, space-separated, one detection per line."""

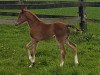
xmin=29 ymin=63 xmax=35 ymax=68
xmin=75 ymin=62 xmax=79 ymax=67
xmin=60 ymin=64 xmax=63 ymax=67
xmin=60 ymin=62 xmax=64 ymax=67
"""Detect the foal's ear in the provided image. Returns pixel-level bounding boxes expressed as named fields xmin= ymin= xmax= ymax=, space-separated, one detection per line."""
xmin=21 ymin=6 xmax=27 ymax=12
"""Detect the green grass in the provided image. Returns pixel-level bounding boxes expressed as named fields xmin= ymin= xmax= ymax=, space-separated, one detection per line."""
xmin=0 ymin=8 xmax=78 ymax=16
xmin=0 ymin=22 xmax=100 ymax=75
xmin=0 ymin=7 xmax=100 ymax=20
xmin=0 ymin=0 xmax=77 ymax=1
xmin=0 ymin=0 xmax=100 ymax=20
xmin=86 ymin=7 xmax=100 ymax=20
xmin=31 ymin=7 xmax=78 ymax=16
xmin=0 ymin=0 xmax=77 ymax=2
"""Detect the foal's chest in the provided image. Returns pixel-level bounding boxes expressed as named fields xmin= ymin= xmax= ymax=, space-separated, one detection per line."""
xmin=30 ymin=24 xmax=54 ymax=40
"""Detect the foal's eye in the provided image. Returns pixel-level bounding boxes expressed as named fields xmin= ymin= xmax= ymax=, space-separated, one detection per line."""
xmin=20 ymin=16 xmax=23 ymax=18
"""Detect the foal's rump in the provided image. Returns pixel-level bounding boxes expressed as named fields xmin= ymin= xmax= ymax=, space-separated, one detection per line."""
xmin=53 ymin=22 xmax=70 ymax=38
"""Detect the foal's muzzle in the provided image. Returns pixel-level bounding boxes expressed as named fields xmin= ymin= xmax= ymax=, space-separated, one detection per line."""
xmin=15 ymin=22 xmax=19 ymax=26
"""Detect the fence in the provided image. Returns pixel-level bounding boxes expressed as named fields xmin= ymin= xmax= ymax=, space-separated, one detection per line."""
xmin=0 ymin=1 xmax=100 ymax=30
xmin=0 ymin=1 xmax=100 ymax=9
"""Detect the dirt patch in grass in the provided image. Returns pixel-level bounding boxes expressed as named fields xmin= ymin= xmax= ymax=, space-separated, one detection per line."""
xmin=0 ymin=17 xmax=79 ymax=25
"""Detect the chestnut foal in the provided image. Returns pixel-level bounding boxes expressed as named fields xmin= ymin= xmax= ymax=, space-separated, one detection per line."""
xmin=15 ymin=8 xmax=79 ymax=67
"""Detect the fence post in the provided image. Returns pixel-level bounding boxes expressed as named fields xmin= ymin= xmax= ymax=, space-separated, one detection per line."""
xmin=78 ymin=0 xmax=87 ymax=31
xmin=18 ymin=0 xmax=24 ymax=4
xmin=19 ymin=0 xmax=27 ymax=4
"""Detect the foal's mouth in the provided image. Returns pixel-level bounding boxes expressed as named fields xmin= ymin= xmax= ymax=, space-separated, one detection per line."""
xmin=15 ymin=22 xmax=19 ymax=26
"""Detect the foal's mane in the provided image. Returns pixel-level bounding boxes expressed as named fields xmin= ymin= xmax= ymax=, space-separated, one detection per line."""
xmin=24 ymin=10 xmax=41 ymax=22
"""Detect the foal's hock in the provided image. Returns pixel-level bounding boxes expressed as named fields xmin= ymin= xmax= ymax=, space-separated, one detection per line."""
xmin=16 ymin=8 xmax=79 ymax=67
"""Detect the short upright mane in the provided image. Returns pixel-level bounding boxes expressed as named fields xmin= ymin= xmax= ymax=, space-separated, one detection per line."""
xmin=25 ymin=10 xmax=41 ymax=22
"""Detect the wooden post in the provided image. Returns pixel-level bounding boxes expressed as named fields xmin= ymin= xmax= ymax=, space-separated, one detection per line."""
xmin=19 ymin=0 xmax=24 ymax=4
xmin=79 ymin=0 xmax=87 ymax=31
xmin=19 ymin=0 xmax=28 ymax=8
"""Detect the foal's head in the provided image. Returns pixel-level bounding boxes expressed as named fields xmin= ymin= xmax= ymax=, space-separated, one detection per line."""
xmin=15 ymin=9 xmax=27 ymax=26
xmin=16 ymin=7 xmax=41 ymax=26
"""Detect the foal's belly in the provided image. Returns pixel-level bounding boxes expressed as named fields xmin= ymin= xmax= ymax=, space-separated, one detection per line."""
xmin=30 ymin=30 xmax=54 ymax=41
xmin=41 ymin=33 xmax=54 ymax=40
xmin=30 ymin=24 xmax=54 ymax=41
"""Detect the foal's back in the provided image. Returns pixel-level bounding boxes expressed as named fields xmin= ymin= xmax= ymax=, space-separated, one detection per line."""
xmin=41 ymin=22 xmax=70 ymax=40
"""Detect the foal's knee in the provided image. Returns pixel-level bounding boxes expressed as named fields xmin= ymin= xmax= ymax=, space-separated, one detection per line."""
xmin=26 ymin=44 xmax=30 ymax=49
xmin=61 ymin=50 xmax=66 ymax=59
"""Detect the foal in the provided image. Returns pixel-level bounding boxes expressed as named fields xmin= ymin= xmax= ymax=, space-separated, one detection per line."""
xmin=15 ymin=8 xmax=79 ymax=67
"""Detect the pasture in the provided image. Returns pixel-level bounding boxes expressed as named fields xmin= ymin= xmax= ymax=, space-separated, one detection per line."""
xmin=0 ymin=0 xmax=100 ymax=2
xmin=0 ymin=7 xmax=100 ymax=20
xmin=0 ymin=22 xmax=100 ymax=75
xmin=0 ymin=0 xmax=100 ymax=75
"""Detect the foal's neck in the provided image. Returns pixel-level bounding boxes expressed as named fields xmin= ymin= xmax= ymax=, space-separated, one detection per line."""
xmin=26 ymin=12 xmax=42 ymax=28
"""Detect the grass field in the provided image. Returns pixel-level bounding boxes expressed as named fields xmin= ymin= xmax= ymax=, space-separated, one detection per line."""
xmin=0 ymin=0 xmax=100 ymax=20
xmin=0 ymin=7 xmax=100 ymax=20
xmin=0 ymin=22 xmax=100 ymax=75
xmin=0 ymin=0 xmax=100 ymax=2
xmin=0 ymin=0 xmax=100 ymax=75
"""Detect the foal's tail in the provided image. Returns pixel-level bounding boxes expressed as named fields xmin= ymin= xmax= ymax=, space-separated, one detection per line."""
xmin=66 ymin=25 xmax=80 ymax=31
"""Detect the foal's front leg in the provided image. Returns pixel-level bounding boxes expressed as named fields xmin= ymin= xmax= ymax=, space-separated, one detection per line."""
xmin=26 ymin=41 xmax=33 ymax=62
xmin=26 ymin=39 xmax=37 ymax=67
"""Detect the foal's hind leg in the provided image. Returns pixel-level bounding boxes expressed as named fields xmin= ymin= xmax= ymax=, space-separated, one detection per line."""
xmin=57 ymin=37 xmax=66 ymax=67
xmin=66 ymin=39 xmax=79 ymax=65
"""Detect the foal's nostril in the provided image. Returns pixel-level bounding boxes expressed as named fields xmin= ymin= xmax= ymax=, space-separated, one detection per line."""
xmin=15 ymin=22 xmax=19 ymax=26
